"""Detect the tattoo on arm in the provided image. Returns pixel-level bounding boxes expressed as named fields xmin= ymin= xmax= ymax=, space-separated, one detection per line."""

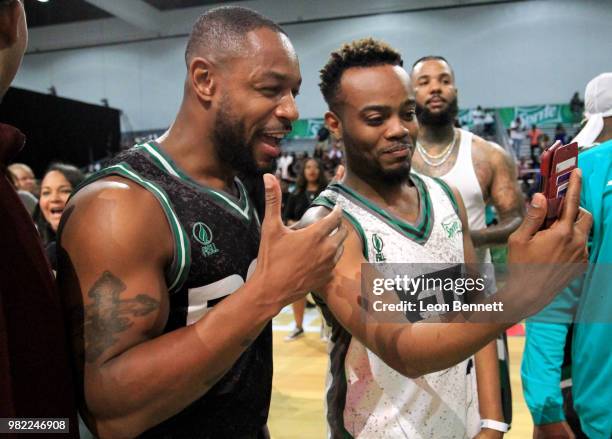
xmin=84 ymin=271 xmax=160 ymax=363
xmin=473 ymin=161 xmax=493 ymax=201
xmin=472 ymin=148 xmax=523 ymax=247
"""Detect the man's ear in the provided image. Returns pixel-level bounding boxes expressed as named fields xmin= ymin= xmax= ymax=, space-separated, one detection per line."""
xmin=188 ymin=57 xmax=217 ymax=103
xmin=325 ymin=110 xmax=343 ymax=141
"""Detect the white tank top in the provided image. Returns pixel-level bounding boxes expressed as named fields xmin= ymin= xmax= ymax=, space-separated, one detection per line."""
xmin=314 ymin=174 xmax=480 ymax=439
xmin=438 ymin=129 xmax=491 ymax=263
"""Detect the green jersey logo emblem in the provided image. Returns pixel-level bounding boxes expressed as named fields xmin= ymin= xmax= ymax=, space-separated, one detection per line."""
xmin=193 ymin=222 xmax=219 ymax=257
xmin=372 ymin=233 xmax=386 ymax=262
xmin=442 ymin=219 xmax=462 ymax=240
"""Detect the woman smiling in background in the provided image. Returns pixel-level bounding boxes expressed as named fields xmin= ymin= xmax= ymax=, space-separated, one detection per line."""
xmin=34 ymin=162 xmax=84 ymax=269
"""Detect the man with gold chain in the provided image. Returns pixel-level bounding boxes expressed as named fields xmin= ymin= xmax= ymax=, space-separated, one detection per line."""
xmin=410 ymin=56 xmax=525 ymax=429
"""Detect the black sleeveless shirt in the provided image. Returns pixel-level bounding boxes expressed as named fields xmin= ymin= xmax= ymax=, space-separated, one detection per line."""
xmin=84 ymin=142 xmax=271 ymax=438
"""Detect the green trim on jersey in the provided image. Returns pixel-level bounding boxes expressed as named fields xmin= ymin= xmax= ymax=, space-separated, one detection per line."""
xmin=312 ymin=195 xmax=369 ymax=259
xmin=80 ymin=163 xmax=191 ymax=293
xmin=433 ymin=177 xmax=460 ymax=215
xmin=137 ymin=142 xmax=252 ymax=221
xmin=327 ymin=174 xmax=433 ymax=244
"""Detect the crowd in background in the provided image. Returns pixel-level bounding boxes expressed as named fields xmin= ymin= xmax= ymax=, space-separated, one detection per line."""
xmin=7 ymin=161 xmax=84 ymax=269
xmin=457 ymin=91 xmax=587 ymax=206
xmin=5 ymin=91 xmax=588 ymax=267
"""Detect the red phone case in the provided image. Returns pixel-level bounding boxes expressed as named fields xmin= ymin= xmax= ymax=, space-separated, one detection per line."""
xmin=539 ymin=141 xmax=578 ymax=228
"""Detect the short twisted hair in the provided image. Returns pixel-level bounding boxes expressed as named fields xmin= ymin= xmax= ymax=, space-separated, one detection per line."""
xmin=319 ymin=38 xmax=403 ymax=112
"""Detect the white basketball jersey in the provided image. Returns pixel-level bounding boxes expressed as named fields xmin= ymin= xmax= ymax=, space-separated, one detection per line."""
xmin=440 ymin=129 xmax=490 ymax=263
xmin=314 ymin=174 xmax=480 ymax=439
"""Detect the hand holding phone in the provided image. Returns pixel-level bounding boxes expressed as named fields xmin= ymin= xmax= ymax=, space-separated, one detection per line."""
xmin=538 ymin=140 xmax=578 ymax=229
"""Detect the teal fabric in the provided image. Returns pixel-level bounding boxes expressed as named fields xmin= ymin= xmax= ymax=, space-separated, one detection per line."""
xmin=485 ymin=204 xmax=497 ymax=226
xmin=521 ymin=282 xmax=578 ymax=424
xmin=521 ymin=140 xmax=612 ymax=438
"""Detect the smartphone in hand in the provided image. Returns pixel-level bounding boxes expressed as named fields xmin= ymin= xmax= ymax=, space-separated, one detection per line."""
xmin=538 ymin=140 xmax=578 ymax=229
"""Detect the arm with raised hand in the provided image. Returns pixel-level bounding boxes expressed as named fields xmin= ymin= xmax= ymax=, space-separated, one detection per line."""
xmin=302 ymin=170 xmax=590 ymax=379
xmin=452 ymin=185 xmax=504 ymax=438
xmin=59 ymin=174 xmax=346 ymax=438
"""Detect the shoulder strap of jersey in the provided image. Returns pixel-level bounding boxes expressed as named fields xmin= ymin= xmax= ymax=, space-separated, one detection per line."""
xmin=431 ymin=177 xmax=460 ymax=215
xmin=313 ymin=189 xmax=369 ymax=259
xmin=76 ymin=161 xmax=191 ymax=293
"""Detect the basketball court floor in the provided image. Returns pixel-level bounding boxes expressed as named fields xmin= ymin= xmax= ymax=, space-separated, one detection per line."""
xmin=270 ymin=306 xmax=531 ymax=438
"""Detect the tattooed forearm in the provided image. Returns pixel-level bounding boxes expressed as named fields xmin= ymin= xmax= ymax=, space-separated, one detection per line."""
xmin=471 ymin=213 xmax=522 ymax=247
xmin=83 ymin=271 xmax=159 ymax=363
xmin=472 ymin=145 xmax=524 ymax=247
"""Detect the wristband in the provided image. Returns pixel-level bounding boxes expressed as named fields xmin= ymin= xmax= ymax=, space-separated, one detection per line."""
xmin=481 ymin=419 xmax=510 ymax=433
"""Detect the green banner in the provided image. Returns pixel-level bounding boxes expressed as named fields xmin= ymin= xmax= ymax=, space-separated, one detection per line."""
xmin=288 ymin=104 xmax=578 ymax=139
xmin=287 ymin=118 xmax=325 ymax=139
xmin=461 ymin=104 xmax=576 ymax=130
xmin=498 ymin=104 xmax=576 ymax=128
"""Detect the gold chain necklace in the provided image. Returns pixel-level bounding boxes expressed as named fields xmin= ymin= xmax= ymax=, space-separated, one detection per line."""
xmin=416 ymin=130 xmax=457 ymax=167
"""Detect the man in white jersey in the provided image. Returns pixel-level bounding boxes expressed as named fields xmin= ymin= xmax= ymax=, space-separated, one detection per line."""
xmin=410 ymin=56 xmax=523 ymax=263
xmin=298 ymin=39 xmax=590 ymax=439
xmin=410 ymin=55 xmax=523 ymax=426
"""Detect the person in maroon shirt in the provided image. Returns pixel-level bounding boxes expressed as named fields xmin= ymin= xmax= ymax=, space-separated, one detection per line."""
xmin=0 ymin=1 xmax=78 ymax=434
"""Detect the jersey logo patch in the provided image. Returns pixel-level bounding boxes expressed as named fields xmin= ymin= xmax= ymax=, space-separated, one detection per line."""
xmin=441 ymin=217 xmax=462 ymax=240
xmin=193 ymin=222 xmax=219 ymax=257
xmin=372 ymin=233 xmax=386 ymax=262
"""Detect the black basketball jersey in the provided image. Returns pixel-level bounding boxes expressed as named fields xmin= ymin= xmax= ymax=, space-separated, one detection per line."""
xmin=82 ymin=141 xmax=271 ymax=438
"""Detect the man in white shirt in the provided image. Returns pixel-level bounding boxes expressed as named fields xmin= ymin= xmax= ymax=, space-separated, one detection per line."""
xmin=509 ymin=116 xmax=526 ymax=158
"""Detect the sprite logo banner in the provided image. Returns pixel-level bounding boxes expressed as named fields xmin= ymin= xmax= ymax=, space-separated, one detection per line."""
xmin=498 ymin=104 xmax=576 ymax=128
xmin=461 ymin=104 xmax=575 ymax=130
xmin=287 ymin=104 xmax=577 ymax=139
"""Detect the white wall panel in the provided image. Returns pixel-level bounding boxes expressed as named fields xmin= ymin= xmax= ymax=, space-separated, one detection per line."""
xmin=14 ymin=0 xmax=612 ymax=132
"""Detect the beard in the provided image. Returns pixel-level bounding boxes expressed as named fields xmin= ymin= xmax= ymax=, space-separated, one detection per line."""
xmin=212 ymin=93 xmax=276 ymax=177
xmin=343 ymin=130 xmax=411 ymax=186
xmin=416 ymin=95 xmax=459 ymax=127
